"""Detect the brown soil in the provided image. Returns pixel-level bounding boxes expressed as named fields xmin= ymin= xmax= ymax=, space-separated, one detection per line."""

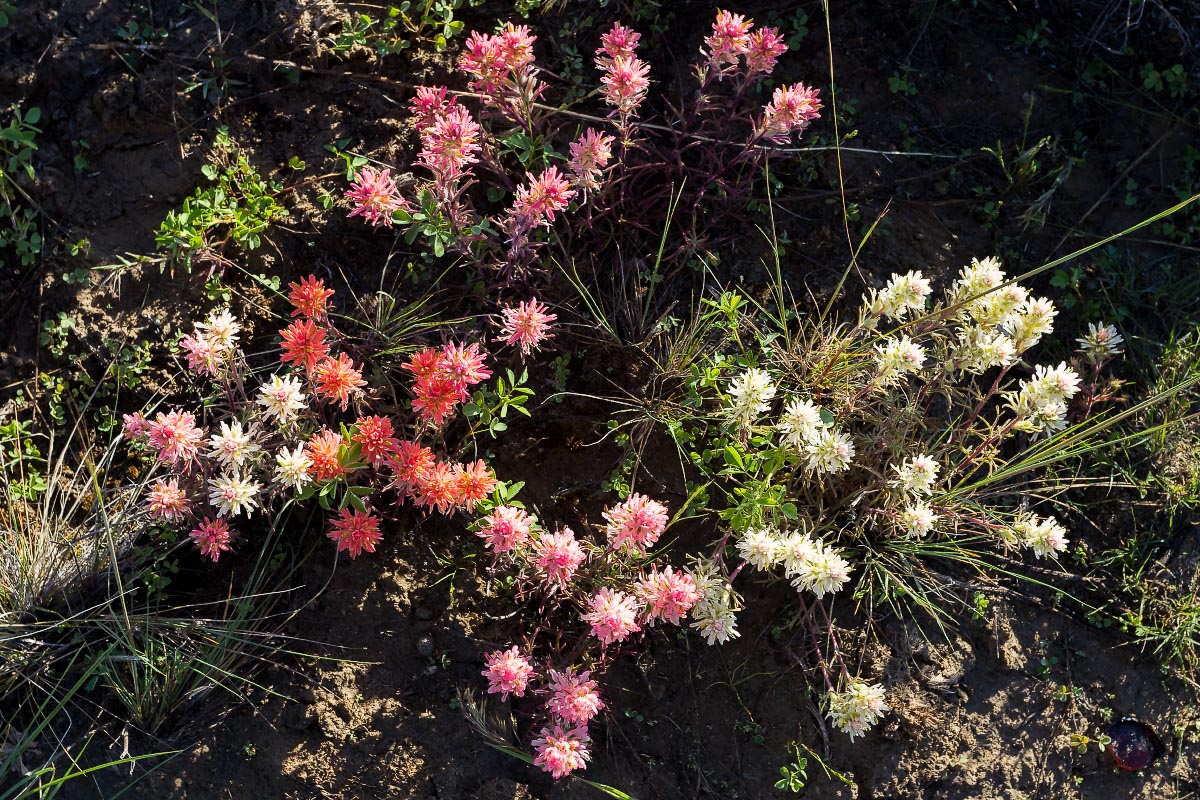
xmin=3 ymin=1 xmax=1198 ymax=799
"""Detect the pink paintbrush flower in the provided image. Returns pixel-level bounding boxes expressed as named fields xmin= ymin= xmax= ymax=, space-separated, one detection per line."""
xmin=482 ymin=646 xmax=536 ymax=700
xmin=499 ymin=299 xmax=556 ymax=356
xmin=345 ymin=167 xmax=407 ymax=227
xmin=602 ymin=493 xmax=668 ymax=553
xmin=544 ymin=668 xmax=604 ymax=726
xmin=190 ymin=518 xmax=235 ymax=562
xmin=476 ymin=505 xmax=533 ymax=553
xmin=582 ymin=588 xmax=642 ymax=645
xmin=532 ymin=724 xmax=591 ymax=779
xmin=327 ymin=508 xmax=383 ymax=559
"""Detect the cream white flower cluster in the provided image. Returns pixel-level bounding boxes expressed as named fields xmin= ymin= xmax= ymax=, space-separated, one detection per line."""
xmin=686 ymin=559 xmax=741 ymax=645
xmin=862 ymin=270 xmax=932 ymax=323
xmin=207 ymin=472 xmax=262 ymax=518
xmin=179 ymin=308 xmax=242 ymax=377
xmin=197 ymin=308 xmax=241 ymax=350
xmin=776 ymin=396 xmax=857 ymax=475
xmin=776 ymin=397 xmax=824 ymax=449
xmin=940 ymin=257 xmax=1057 ymax=374
xmin=735 ymin=525 xmax=852 ymax=599
xmin=874 ymin=334 xmax=926 ymax=386
xmin=1006 ymin=361 xmax=1082 ymax=434
xmin=827 ymin=680 xmax=889 ymax=741
xmin=1011 ymin=512 xmax=1069 ymax=559
xmin=804 ymin=427 xmax=856 ymax=474
xmin=274 ymin=443 xmax=312 ymax=491
xmin=257 ymin=373 xmax=307 ymax=424
xmin=1076 ymin=322 xmax=1124 ymax=363
xmin=208 ymin=420 xmax=261 ymax=471
xmin=890 ymin=454 xmax=941 ymax=537
xmin=725 ymin=367 xmax=776 ymax=428
xmin=725 ymin=372 xmax=856 ymax=476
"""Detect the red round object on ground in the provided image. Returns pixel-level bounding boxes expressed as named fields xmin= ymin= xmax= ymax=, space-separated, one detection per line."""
xmin=1106 ymin=720 xmax=1165 ymax=771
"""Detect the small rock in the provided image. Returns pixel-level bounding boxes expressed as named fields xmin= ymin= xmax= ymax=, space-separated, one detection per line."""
xmin=416 ymin=634 xmax=435 ymax=657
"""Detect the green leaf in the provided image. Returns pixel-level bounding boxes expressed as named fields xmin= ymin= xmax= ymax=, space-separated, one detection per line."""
xmin=723 ymin=445 xmax=744 ymax=469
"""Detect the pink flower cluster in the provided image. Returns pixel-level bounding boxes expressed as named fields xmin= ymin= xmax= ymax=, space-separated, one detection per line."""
xmin=533 ymin=724 xmax=591 ymax=780
xmin=567 ymin=128 xmax=615 ymax=197
xmin=147 ymin=477 xmax=190 ymax=520
xmin=545 ymin=668 xmax=605 ymax=725
xmin=189 ymin=518 xmax=234 ymax=561
xmin=476 ymin=505 xmax=534 ymax=553
xmin=498 ymin=299 xmax=556 ymax=356
xmin=533 ymin=527 xmax=587 ymax=588
xmin=128 ymin=275 xmax=537 ymax=564
xmin=459 ymin=23 xmax=536 ymax=96
xmin=511 ymin=167 xmax=575 ymax=229
xmin=178 ymin=309 xmax=239 ymax=378
xmin=603 ymin=492 xmax=668 ymax=553
xmin=145 ymin=410 xmax=206 ymax=467
xmin=482 ymin=646 xmax=536 ymax=700
xmin=416 ymin=100 xmax=482 ymax=184
xmin=469 ymin=492 xmax=703 ymax=780
xmin=758 ymin=83 xmax=824 ymax=144
xmin=503 ymin=168 xmax=576 ymax=262
xmin=341 ymin=11 xmax=822 ymax=291
xmin=582 ymin=588 xmax=642 ymax=645
xmin=702 ymin=9 xmax=788 ymax=80
xmin=596 ymin=22 xmax=650 ymax=130
xmin=458 ymin=23 xmax=544 ymax=121
xmin=402 ymin=342 xmax=491 ymax=426
xmin=480 ymin=649 xmax=601 ymax=780
xmin=345 ymin=167 xmax=408 ymax=228
xmin=377 ymin=86 xmax=487 ymax=232
xmin=636 ymin=566 xmax=700 ymax=625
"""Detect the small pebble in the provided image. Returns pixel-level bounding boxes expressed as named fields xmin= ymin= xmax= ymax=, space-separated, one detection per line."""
xmin=416 ymin=634 xmax=435 ymax=657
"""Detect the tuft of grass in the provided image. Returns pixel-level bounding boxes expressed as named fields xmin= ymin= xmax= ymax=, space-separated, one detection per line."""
xmin=0 ymin=414 xmax=146 ymax=633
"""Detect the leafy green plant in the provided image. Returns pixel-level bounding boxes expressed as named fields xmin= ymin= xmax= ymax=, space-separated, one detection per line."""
xmin=1140 ymin=63 xmax=1188 ymax=98
xmin=114 ymin=18 xmax=169 ymax=72
xmin=1015 ymin=18 xmax=1049 ymax=51
xmin=0 ymin=105 xmax=43 ymax=271
xmin=888 ymin=70 xmax=918 ymax=97
xmin=0 ymin=418 xmax=48 ymax=502
xmin=330 ymin=1 xmax=479 ymax=55
xmin=155 ymin=127 xmax=288 ymax=271
xmin=766 ymin=8 xmax=810 ymax=48
xmin=1068 ymin=729 xmax=1113 ymax=754
xmin=460 ymin=368 xmax=535 ymax=438
xmin=774 ymin=741 xmax=809 ymax=792
xmin=40 ymin=312 xmax=77 ymax=359
xmin=1158 ymin=145 xmax=1200 ymax=246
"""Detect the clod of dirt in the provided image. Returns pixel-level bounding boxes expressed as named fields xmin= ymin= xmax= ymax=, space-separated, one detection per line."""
xmin=476 ymin=777 xmax=534 ymax=800
xmin=986 ymin=610 xmax=1027 ymax=671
